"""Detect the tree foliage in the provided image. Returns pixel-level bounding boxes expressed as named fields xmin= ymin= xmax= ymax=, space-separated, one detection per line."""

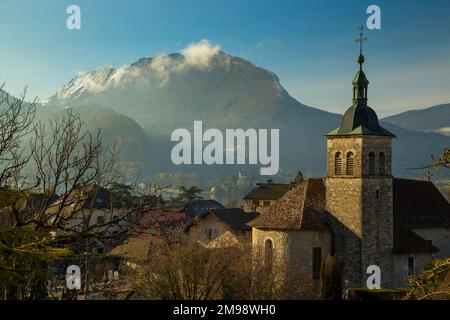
xmin=320 ymin=256 xmax=342 ymax=300
xmin=404 ymin=258 xmax=450 ymax=300
xmin=177 ymin=186 xmax=204 ymax=202
xmin=0 ymin=226 xmax=70 ymax=299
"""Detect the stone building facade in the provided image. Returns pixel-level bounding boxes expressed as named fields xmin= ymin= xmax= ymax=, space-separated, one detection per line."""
xmin=249 ymin=46 xmax=450 ymax=289
xmin=325 ymin=135 xmax=395 ymax=287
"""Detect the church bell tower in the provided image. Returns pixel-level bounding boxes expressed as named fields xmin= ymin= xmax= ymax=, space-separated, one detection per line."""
xmin=324 ymin=28 xmax=396 ymax=288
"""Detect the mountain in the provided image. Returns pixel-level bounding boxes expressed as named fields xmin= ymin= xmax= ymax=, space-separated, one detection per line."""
xmin=45 ymin=51 xmax=319 ymax=137
xmin=44 ymin=48 xmax=449 ymax=179
xmin=382 ymin=103 xmax=450 ymax=136
xmin=35 ymin=103 xmax=160 ymax=179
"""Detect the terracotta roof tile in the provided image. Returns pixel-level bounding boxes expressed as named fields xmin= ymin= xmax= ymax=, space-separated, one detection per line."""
xmin=248 ymin=178 xmax=329 ymax=231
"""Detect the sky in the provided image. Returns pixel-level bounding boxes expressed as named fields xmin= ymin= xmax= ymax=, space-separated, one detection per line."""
xmin=0 ymin=0 xmax=449 ymax=117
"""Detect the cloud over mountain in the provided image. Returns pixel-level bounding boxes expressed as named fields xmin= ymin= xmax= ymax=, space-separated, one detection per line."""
xmin=44 ymin=46 xmax=449 ymax=179
xmin=54 ymin=40 xmax=225 ymax=100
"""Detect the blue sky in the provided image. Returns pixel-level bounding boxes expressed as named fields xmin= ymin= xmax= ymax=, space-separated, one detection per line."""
xmin=0 ymin=0 xmax=449 ymax=117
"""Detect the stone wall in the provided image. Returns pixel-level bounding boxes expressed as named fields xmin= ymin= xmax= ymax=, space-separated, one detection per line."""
xmin=325 ymin=135 xmax=394 ymax=287
xmin=361 ymin=136 xmax=393 ymax=177
xmin=252 ymin=228 xmax=332 ymax=281
xmin=244 ymin=199 xmax=274 ymax=214
xmin=392 ymin=253 xmax=432 ymax=288
xmin=326 ymin=177 xmax=363 ymax=287
xmin=326 ymin=137 xmax=363 ymax=177
xmin=361 ymin=177 xmax=394 ymax=287
xmin=286 ymin=230 xmax=333 ymax=279
xmin=326 ymin=135 xmax=393 ymax=178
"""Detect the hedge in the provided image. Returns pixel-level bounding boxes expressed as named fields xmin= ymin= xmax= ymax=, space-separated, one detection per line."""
xmin=348 ymin=288 xmax=407 ymax=300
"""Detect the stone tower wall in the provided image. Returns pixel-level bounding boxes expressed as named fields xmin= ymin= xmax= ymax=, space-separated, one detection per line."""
xmin=325 ymin=135 xmax=394 ymax=287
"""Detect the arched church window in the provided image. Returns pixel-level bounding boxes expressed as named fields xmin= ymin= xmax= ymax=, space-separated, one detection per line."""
xmin=334 ymin=152 xmax=342 ymax=176
xmin=379 ymin=152 xmax=385 ymax=175
xmin=264 ymin=239 xmax=273 ymax=271
xmin=369 ymin=152 xmax=376 ymax=175
xmin=346 ymin=152 xmax=354 ymax=175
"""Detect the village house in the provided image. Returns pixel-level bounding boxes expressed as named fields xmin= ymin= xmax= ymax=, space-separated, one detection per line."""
xmin=243 ymin=181 xmax=293 ymax=213
xmin=137 ymin=209 xmax=192 ymax=237
xmin=46 ymin=184 xmax=128 ymax=254
xmin=249 ymin=45 xmax=450 ymax=288
xmin=186 ymin=208 xmax=259 ymax=247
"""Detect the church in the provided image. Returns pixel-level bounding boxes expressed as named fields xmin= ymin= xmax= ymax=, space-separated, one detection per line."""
xmin=249 ymin=34 xmax=450 ymax=288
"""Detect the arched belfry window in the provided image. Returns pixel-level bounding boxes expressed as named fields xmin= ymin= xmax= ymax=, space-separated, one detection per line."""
xmin=264 ymin=239 xmax=273 ymax=271
xmin=346 ymin=152 xmax=354 ymax=175
xmin=368 ymin=152 xmax=376 ymax=175
xmin=334 ymin=152 xmax=343 ymax=176
xmin=379 ymin=152 xmax=386 ymax=175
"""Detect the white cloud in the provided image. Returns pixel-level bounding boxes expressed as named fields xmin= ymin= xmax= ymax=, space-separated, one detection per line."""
xmin=150 ymin=55 xmax=174 ymax=86
xmin=147 ymin=39 xmax=222 ymax=86
xmin=58 ymin=39 xmax=223 ymax=96
xmin=181 ymin=39 xmax=221 ymax=68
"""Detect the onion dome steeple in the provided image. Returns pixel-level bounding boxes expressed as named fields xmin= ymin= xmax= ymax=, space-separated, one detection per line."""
xmin=353 ymin=28 xmax=369 ymax=105
xmin=325 ymin=27 xmax=395 ymax=137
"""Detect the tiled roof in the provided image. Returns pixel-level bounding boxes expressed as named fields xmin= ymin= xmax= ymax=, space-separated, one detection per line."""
xmin=139 ymin=210 xmax=191 ymax=229
xmin=181 ymin=199 xmax=225 ymax=217
xmin=210 ymin=208 xmax=259 ymax=231
xmin=247 ymin=177 xmax=449 ymax=254
xmin=393 ymin=178 xmax=450 ymax=229
xmin=248 ymin=178 xmax=329 ymax=231
xmin=393 ymin=226 xmax=438 ymax=254
xmin=188 ymin=208 xmax=259 ymax=232
xmin=243 ymin=183 xmax=293 ymax=200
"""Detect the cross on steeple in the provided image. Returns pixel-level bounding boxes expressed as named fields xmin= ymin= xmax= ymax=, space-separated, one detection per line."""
xmin=355 ymin=26 xmax=367 ymax=71
xmin=356 ymin=26 xmax=367 ymax=56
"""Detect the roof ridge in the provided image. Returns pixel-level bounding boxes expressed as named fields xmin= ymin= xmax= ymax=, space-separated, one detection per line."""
xmin=298 ymin=180 xmax=310 ymax=228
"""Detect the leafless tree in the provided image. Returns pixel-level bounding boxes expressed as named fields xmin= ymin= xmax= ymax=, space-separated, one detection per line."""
xmin=0 ymin=85 xmax=156 ymax=300
xmin=121 ymin=231 xmax=319 ymax=300
xmin=17 ymin=108 xmax=148 ymax=244
xmin=0 ymin=84 xmax=37 ymax=190
xmin=410 ymin=148 xmax=450 ymax=171
xmin=403 ymin=258 xmax=450 ymax=300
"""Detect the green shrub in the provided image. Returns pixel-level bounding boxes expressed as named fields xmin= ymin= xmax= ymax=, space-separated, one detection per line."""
xmin=320 ymin=256 xmax=342 ymax=300
xmin=348 ymin=288 xmax=407 ymax=300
